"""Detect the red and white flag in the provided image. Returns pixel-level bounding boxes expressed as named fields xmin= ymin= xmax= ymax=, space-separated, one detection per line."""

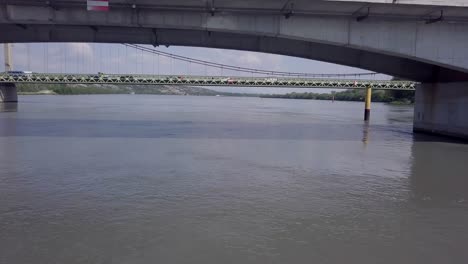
xmin=87 ymin=0 xmax=109 ymax=11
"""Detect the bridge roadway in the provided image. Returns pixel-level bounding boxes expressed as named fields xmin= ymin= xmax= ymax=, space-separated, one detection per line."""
xmin=0 ymin=73 xmax=416 ymax=90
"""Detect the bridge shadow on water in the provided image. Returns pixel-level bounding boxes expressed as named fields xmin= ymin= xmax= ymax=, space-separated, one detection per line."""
xmin=0 ymin=102 xmax=18 ymax=112
xmin=409 ymin=133 xmax=468 ymax=204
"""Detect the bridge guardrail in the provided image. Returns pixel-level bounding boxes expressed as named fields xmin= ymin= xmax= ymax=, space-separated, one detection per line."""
xmin=0 ymin=73 xmax=416 ymax=90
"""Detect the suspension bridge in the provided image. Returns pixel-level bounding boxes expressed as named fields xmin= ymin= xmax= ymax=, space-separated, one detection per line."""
xmin=1 ymin=43 xmax=415 ymax=89
xmin=0 ymin=73 xmax=415 ymax=90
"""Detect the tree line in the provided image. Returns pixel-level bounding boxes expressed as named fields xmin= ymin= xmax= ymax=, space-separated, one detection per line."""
xmin=261 ymin=89 xmax=414 ymax=104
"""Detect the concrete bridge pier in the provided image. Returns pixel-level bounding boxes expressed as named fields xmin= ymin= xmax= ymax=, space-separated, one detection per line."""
xmin=413 ymin=82 xmax=468 ymax=140
xmin=0 ymin=83 xmax=18 ymax=103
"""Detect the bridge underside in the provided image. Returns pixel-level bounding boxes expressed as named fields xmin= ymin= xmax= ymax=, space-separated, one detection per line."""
xmin=1 ymin=25 xmax=468 ymax=83
xmin=414 ymin=82 xmax=468 ymax=140
xmin=2 ymin=0 xmax=468 ymax=81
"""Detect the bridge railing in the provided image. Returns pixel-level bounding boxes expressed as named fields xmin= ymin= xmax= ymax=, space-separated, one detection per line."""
xmin=0 ymin=73 xmax=416 ymax=90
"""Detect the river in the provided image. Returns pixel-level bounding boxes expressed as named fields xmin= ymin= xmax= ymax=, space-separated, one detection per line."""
xmin=1 ymin=95 xmax=467 ymax=264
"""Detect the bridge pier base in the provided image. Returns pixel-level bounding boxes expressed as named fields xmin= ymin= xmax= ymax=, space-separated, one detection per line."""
xmin=0 ymin=83 xmax=18 ymax=103
xmin=414 ymin=82 xmax=468 ymax=140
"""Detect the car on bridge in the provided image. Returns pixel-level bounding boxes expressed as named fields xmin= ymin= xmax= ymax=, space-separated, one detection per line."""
xmin=89 ymin=72 xmax=110 ymax=81
xmin=119 ymin=75 xmax=135 ymax=82
xmin=5 ymin=70 xmax=33 ymax=77
xmin=221 ymin=77 xmax=235 ymax=84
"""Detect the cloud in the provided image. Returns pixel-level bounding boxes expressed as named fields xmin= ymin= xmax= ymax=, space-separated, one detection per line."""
xmin=148 ymin=47 xmax=286 ymax=76
xmin=66 ymin=43 xmax=93 ymax=59
xmin=212 ymin=49 xmax=282 ymax=70
xmin=233 ymin=52 xmax=262 ymax=66
xmin=3 ymin=43 xmax=386 ymax=79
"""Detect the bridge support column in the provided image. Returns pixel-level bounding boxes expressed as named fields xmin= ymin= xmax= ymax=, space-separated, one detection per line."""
xmin=364 ymin=87 xmax=372 ymax=121
xmin=0 ymin=83 xmax=17 ymax=103
xmin=414 ymin=82 xmax=468 ymax=140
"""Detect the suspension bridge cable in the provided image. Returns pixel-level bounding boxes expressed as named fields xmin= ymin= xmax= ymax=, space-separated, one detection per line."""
xmin=123 ymin=43 xmax=377 ymax=78
xmin=26 ymin=43 xmax=31 ymax=71
xmin=152 ymin=49 xmax=155 ymax=75
xmin=44 ymin=44 xmax=47 ymax=73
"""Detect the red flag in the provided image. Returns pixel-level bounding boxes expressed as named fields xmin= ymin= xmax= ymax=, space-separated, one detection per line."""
xmin=87 ymin=0 xmax=109 ymax=11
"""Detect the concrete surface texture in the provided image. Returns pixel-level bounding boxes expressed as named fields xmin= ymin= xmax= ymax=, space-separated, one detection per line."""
xmin=414 ymin=82 xmax=468 ymax=139
xmin=0 ymin=83 xmax=18 ymax=103
xmin=1 ymin=1 xmax=468 ymax=81
xmin=329 ymin=0 xmax=468 ymax=7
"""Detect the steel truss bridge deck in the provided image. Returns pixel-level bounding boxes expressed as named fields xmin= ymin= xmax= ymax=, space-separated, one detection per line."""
xmin=0 ymin=74 xmax=416 ymax=90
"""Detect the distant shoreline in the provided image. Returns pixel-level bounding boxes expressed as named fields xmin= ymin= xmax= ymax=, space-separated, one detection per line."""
xmin=18 ymin=91 xmax=413 ymax=105
xmin=16 ymin=83 xmax=414 ymax=105
xmin=259 ymin=89 xmax=414 ymax=105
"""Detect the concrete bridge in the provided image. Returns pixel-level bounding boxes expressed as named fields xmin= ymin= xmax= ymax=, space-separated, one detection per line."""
xmin=1 ymin=0 xmax=468 ymax=139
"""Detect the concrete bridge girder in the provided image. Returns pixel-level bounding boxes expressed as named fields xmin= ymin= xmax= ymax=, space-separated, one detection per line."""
xmin=0 ymin=25 xmax=467 ymax=83
xmin=1 ymin=4 xmax=468 ymax=82
xmin=330 ymin=0 xmax=468 ymax=7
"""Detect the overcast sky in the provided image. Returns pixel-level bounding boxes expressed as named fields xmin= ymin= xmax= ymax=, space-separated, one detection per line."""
xmin=2 ymin=43 xmax=388 ymax=77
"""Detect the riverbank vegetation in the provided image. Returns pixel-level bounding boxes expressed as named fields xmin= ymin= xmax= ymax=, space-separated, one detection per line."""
xmin=261 ymin=89 xmax=414 ymax=104
xmin=17 ymin=83 xmax=263 ymax=97
xmin=17 ymin=83 xmax=414 ymax=104
xmin=17 ymin=83 xmax=219 ymax=96
xmin=17 ymin=84 xmax=129 ymax=94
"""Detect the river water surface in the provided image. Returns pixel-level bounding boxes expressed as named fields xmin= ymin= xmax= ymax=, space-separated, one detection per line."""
xmin=1 ymin=95 xmax=468 ymax=264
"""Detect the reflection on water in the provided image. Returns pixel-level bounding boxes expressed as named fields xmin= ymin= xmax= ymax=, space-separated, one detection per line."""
xmin=410 ymin=134 xmax=468 ymax=203
xmin=0 ymin=102 xmax=18 ymax=112
xmin=0 ymin=103 xmax=16 ymax=137
xmin=1 ymin=95 xmax=468 ymax=264
xmin=362 ymin=122 xmax=370 ymax=145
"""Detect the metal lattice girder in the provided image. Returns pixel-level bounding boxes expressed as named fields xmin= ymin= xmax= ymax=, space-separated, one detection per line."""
xmin=0 ymin=73 xmax=416 ymax=90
